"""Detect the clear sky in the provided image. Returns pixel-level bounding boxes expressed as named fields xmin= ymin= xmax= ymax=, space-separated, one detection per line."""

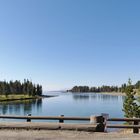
xmin=0 ymin=0 xmax=140 ymax=91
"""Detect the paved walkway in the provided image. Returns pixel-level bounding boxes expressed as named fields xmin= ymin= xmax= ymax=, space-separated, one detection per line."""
xmin=0 ymin=130 xmax=139 ymax=140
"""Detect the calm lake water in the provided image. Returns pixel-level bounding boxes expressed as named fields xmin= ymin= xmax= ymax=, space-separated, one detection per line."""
xmin=0 ymin=92 xmax=124 ymax=122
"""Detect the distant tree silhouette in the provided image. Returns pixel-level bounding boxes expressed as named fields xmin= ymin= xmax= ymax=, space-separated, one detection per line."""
xmin=70 ymin=85 xmax=119 ymax=93
xmin=0 ymin=79 xmax=42 ymax=96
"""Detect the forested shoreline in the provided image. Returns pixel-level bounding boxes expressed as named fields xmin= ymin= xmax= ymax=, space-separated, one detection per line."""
xmin=0 ymin=79 xmax=42 ymax=97
xmin=69 ymin=80 xmax=140 ymax=94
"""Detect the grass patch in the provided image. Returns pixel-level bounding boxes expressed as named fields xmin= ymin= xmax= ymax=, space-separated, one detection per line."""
xmin=0 ymin=95 xmax=37 ymax=101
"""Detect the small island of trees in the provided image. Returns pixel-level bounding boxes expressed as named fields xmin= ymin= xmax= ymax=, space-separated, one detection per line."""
xmin=0 ymin=79 xmax=42 ymax=101
xmin=69 ymin=80 xmax=140 ymax=94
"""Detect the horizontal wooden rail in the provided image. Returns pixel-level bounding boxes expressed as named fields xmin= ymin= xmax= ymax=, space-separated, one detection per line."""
xmin=0 ymin=115 xmax=90 ymax=121
xmin=2 ymin=115 xmax=140 ymax=122
xmin=108 ymin=118 xmax=140 ymax=122
xmin=0 ymin=122 xmax=97 ymax=132
xmin=107 ymin=124 xmax=140 ymax=129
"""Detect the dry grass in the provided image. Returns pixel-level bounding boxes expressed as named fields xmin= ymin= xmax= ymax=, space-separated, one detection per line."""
xmin=0 ymin=95 xmax=36 ymax=101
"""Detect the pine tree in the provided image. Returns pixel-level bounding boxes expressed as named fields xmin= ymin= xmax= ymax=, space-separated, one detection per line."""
xmin=123 ymin=79 xmax=140 ymax=118
xmin=0 ymin=79 xmax=42 ymax=96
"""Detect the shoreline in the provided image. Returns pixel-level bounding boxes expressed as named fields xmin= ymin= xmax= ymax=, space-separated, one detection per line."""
xmin=69 ymin=92 xmax=140 ymax=97
xmin=98 ymin=92 xmax=126 ymax=96
xmin=98 ymin=92 xmax=140 ymax=97
xmin=69 ymin=92 xmax=126 ymax=96
xmin=0 ymin=95 xmax=56 ymax=102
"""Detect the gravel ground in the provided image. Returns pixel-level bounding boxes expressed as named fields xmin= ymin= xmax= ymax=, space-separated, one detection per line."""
xmin=0 ymin=130 xmax=140 ymax=140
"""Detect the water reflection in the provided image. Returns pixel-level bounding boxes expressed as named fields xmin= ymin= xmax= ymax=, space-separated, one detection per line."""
xmin=97 ymin=94 xmax=119 ymax=101
xmin=0 ymin=99 xmax=42 ymax=115
xmin=72 ymin=94 xmax=89 ymax=101
xmin=72 ymin=93 xmax=122 ymax=101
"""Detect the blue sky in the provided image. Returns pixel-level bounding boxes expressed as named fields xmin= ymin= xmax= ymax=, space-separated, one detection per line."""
xmin=0 ymin=0 xmax=140 ymax=91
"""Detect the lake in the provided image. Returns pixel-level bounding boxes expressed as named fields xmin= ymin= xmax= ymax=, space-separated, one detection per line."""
xmin=0 ymin=92 xmax=124 ymax=122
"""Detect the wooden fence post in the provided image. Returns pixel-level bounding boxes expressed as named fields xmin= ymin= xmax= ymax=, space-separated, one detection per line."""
xmin=90 ymin=115 xmax=105 ymax=132
xmin=59 ymin=115 xmax=64 ymax=123
xmin=101 ymin=113 xmax=109 ymax=132
xmin=133 ymin=121 xmax=139 ymax=134
xmin=27 ymin=114 xmax=31 ymax=122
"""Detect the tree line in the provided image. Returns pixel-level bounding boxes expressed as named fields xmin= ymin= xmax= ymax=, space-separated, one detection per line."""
xmin=69 ymin=85 xmax=119 ymax=93
xmin=0 ymin=79 xmax=42 ymax=96
xmin=69 ymin=80 xmax=140 ymax=93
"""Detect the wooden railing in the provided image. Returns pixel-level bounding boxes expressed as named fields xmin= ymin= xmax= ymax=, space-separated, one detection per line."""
xmin=0 ymin=114 xmax=90 ymax=122
xmin=0 ymin=114 xmax=140 ymax=133
xmin=107 ymin=118 xmax=140 ymax=133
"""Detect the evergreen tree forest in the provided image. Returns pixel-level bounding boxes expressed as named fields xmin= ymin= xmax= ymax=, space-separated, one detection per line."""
xmin=70 ymin=85 xmax=119 ymax=93
xmin=69 ymin=80 xmax=140 ymax=93
xmin=0 ymin=79 xmax=42 ymax=97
